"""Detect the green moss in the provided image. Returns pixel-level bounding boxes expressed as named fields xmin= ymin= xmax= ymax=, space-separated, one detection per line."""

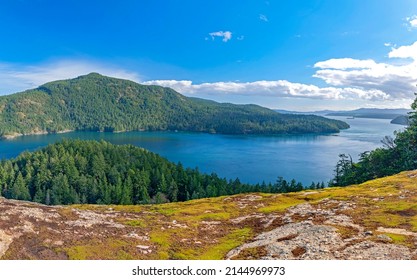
xmin=65 ymin=239 xmax=133 ymax=260
xmin=150 ymin=231 xmax=172 ymax=260
xmin=364 ymin=212 xmax=406 ymax=228
xmin=259 ymin=196 xmax=304 ymax=213
xmin=384 ymin=233 xmax=407 ymax=244
xmin=196 ymin=212 xmax=231 ymax=221
xmin=123 ymin=219 xmax=146 ymax=227
xmin=199 ymin=227 xmax=252 ymax=260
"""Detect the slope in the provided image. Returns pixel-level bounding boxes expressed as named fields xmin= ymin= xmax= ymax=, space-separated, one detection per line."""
xmin=1 ymin=170 xmax=417 ymax=260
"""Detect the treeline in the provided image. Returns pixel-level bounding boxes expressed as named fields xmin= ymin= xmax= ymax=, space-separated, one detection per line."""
xmin=331 ymin=93 xmax=417 ymax=186
xmin=0 ymin=139 xmax=322 ymax=205
xmin=0 ymin=73 xmax=348 ymax=138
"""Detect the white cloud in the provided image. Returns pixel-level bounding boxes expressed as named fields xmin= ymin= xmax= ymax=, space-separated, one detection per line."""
xmin=407 ymin=15 xmax=417 ymax=29
xmin=313 ymin=41 xmax=417 ymax=101
xmin=143 ymin=79 xmax=389 ymax=101
xmin=145 ymin=41 xmax=417 ymax=104
xmin=0 ymin=60 xmax=140 ymax=95
xmin=314 ymin=58 xmax=378 ymax=70
xmin=259 ymin=14 xmax=268 ymax=22
xmin=209 ymin=31 xmax=232 ymax=42
xmin=388 ymin=41 xmax=417 ymax=60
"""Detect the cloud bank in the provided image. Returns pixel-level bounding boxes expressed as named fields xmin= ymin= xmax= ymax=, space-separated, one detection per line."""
xmin=145 ymin=41 xmax=417 ymax=103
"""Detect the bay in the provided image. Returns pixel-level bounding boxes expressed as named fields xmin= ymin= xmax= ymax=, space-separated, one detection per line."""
xmin=0 ymin=117 xmax=403 ymax=185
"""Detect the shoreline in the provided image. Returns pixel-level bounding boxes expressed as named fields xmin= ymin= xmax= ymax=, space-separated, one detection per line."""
xmin=0 ymin=126 xmax=350 ymax=140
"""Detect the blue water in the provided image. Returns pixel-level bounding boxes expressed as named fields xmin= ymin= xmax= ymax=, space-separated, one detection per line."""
xmin=0 ymin=117 xmax=403 ymax=185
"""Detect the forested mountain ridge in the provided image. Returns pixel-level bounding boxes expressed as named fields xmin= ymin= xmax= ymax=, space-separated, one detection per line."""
xmin=0 ymin=73 xmax=348 ymax=138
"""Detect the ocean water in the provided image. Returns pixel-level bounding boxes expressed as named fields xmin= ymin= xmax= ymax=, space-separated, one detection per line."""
xmin=0 ymin=117 xmax=403 ymax=185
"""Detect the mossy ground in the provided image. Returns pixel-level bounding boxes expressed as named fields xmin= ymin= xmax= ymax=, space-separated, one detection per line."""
xmin=65 ymin=171 xmax=417 ymax=258
xmin=4 ymin=170 xmax=417 ymax=260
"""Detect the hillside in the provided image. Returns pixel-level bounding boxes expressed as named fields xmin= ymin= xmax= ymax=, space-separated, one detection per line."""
xmin=2 ymin=170 xmax=417 ymax=260
xmin=0 ymin=73 xmax=348 ymax=138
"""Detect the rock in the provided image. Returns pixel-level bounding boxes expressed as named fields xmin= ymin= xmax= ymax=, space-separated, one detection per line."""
xmin=377 ymin=234 xmax=392 ymax=242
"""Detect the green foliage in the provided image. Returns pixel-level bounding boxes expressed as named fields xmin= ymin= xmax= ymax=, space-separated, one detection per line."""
xmin=331 ymin=90 xmax=417 ymax=186
xmin=0 ymin=73 xmax=348 ymax=138
xmin=0 ymin=139 xmax=315 ymax=205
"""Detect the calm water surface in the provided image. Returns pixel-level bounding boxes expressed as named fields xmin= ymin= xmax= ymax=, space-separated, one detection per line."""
xmin=0 ymin=117 xmax=404 ymax=185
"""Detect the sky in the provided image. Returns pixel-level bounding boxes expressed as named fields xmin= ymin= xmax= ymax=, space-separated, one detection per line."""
xmin=0 ymin=0 xmax=416 ymax=111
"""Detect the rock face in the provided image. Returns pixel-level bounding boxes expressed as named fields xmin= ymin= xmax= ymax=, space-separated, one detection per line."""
xmin=226 ymin=201 xmax=414 ymax=260
xmin=2 ymin=170 xmax=417 ymax=260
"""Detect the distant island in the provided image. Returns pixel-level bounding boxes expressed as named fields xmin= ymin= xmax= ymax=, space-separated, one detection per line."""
xmin=275 ymin=107 xmax=411 ymax=125
xmin=390 ymin=115 xmax=410 ymax=126
xmin=325 ymin=108 xmax=410 ymax=119
xmin=0 ymin=73 xmax=348 ymax=139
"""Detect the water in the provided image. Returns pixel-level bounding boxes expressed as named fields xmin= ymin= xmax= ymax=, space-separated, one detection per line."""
xmin=0 ymin=117 xmax=404 ymax=185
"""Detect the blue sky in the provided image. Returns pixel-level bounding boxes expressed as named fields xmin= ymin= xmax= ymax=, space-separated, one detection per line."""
xmin=0 ymin=0 xmax=416 ymax=110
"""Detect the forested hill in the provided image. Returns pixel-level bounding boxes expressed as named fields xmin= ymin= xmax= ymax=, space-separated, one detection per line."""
xmin=0 ymin=139 xmax=311 ymax=205
xmin=0 ymin=73 xmax=348 ymax=138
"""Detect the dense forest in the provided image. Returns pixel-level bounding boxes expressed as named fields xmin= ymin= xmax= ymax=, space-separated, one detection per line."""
xmin=331 ymin=93 xmax=417 ymax=186
xmin=0 ymin=139 xmax=323 ymax=205
xmin=0 ymin=73 xmax=348 ymax=138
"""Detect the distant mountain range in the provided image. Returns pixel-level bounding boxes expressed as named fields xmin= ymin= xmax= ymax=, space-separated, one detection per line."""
xmin=276 ymin=108 xmax=410 ymax=117
xmin=275 ymin=108 xmax=411 ymax=125
xmin=0 ymin=73 xmax=349 ymax=139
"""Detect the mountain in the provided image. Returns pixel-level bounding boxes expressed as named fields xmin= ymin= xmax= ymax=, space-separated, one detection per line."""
xmin=326 ymin=108 xmax=410 ymax=119
xmin=275 ymin=108 xmax=411 ymax=119
xmin=0 ymin=73 xmax=348 ymax=139
xmin=2 ymin=169 xmax=417 ymax=260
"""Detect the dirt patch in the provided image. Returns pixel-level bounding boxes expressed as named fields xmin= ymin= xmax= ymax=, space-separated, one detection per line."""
xmin=291 ymin=246 xmax=306 ymax=257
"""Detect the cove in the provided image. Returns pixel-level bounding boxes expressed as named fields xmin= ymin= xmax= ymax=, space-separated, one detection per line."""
xmin=0 ymin=117 xmax=402 ymax=185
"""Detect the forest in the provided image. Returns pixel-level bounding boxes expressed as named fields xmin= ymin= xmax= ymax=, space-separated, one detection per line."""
xmin=331 ymin=93 xmax=417 ymax=186
xmin=0 ymin=139 xmax=323 ymax=205
xmin=0 ymin=73 xmax=348 ymax=138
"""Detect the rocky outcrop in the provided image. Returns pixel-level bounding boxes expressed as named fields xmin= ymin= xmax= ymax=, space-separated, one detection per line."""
xmin=2 ymin=170 xmax=417 ymax=260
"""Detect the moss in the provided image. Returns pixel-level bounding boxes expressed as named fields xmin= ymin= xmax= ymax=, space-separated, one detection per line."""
xmin=65 ymin=239 xmax=134 ymax=260
xmin=123 ymin=219 xmax=146 ymax=227
xmin=199 ymin=227 xmax=252 ymax=259
xmin=384 ymin=233 xmax=407 ymax=244
xmin=196 ymin=212 xmax=231 ymax=221
xmin=150 ymin=231 xmax=172 ymax=260
xmin=364 ymin=212 xmax=407 ymax=228
xmin=259 ymin=196 xmax=304 ymax=213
